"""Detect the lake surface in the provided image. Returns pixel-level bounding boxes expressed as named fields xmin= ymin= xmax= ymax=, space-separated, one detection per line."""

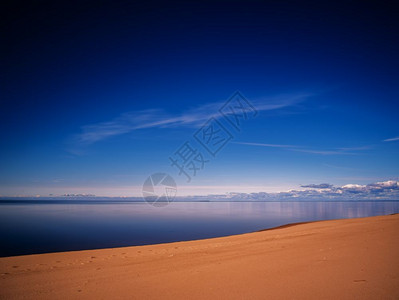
xmin=1 ymin=201 xmax=398 ymax=257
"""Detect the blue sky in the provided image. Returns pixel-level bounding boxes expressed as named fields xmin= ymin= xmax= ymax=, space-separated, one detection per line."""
xmin=1 ymin=1 xmax=398 ymax=196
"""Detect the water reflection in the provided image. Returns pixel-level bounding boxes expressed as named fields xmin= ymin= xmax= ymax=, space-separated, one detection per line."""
xmin=0 ymin=201 xmax=398 ymax=257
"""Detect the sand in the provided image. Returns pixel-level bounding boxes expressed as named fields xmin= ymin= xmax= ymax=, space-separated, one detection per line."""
xmin=1 ymin=214 xmax=398 ymax=299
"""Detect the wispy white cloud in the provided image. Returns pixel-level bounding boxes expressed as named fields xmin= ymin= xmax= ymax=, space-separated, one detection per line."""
xmin=234 ymin=141 xmax=369 ymax=155
xmin=336 ymin=146 xmax=372 ymax=151
xmin=383 ymin=136 xmax=399 ymax=142
xmin=289 ymin=148 xmax=361 ymax=155
xmin=69 ymin=93 xmax=311 ymax=152
xmin=232 ymin=142 xmax=300 ymax=149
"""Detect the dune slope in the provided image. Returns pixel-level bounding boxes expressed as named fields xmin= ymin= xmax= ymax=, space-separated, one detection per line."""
xmin=1 ymin=214 xmax=398 ymax=299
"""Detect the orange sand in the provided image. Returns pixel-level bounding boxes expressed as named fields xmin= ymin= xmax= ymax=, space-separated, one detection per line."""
xmin=1 ymin=214 xmax=398 ymax=299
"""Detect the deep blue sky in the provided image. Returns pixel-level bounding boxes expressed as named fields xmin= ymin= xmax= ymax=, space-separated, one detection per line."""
xmin=1 ymin=0 xmax=398 ymax=196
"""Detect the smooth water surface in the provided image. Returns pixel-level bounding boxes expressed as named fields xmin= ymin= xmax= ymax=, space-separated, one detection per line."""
xmin=1 ymin=201 xmax=398 ymax=257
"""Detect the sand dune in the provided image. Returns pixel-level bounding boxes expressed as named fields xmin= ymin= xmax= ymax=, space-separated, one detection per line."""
xmin=1 ymin=214 xmax=398 ymax=299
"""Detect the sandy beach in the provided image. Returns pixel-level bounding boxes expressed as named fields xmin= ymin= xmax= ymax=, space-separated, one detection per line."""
xmin=1 ymin=214 xmax=398 ymax=299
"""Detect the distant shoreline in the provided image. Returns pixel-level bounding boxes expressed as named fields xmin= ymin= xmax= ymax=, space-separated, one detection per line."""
xmin=1 ymin=198 xmax=399 ymax=203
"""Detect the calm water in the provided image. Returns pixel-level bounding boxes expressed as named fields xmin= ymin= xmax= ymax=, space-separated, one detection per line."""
xmin=0 ymin=201 xmax=398 ymax=257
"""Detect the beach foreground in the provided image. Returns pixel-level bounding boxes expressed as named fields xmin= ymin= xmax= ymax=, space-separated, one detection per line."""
xmin=1 ymin=214 xmax=398 ymax=299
